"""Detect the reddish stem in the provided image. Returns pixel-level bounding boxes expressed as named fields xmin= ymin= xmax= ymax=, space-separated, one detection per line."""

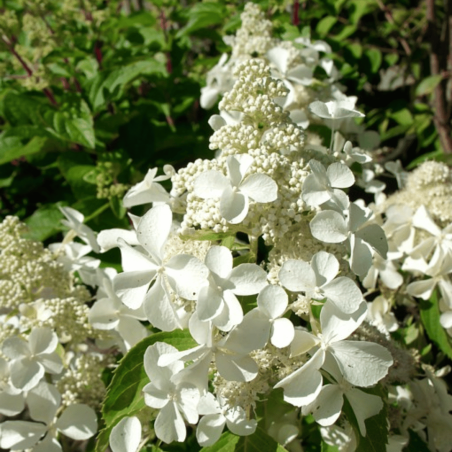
xmin=292 ymin=0 xmax=300 ymax=26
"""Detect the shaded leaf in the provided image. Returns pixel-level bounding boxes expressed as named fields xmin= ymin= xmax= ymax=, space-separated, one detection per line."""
xmin=415 ymin=75 xmax=443 ymax=96
xmin=420 ymin=290 xmax=452 ymax=359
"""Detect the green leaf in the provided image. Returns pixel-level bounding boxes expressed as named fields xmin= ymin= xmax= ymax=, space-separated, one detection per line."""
xmin=43 ymin=98 xmax=95 ymax=149
xmin=177 ymin=3 xmax=226 ymax=38
xmin=316 ymin=17 xmax=337 ymax=37
xmin=23 ymin=203 xmax=65 ymax=241
xmin=343 ymin=386 xmax=388 ymax=452
xmin=389 ymin=108 xmax=413 ymax=126
xmin=420 ymin=290 xmax=452 ymax=359
xmin=0 ymin=135 xmax=48 ymax=165
xmin=365 ymin=48 xmax=382 ymax=74
xmin=109 ymin=195 xmax=127 ymax=219
xmin=95 ymin=330 xmax=196 ymax=452
xmin=415 ymin=75 xmax=443 ymax=97
xmin=404 ymin=430 xmax=430 ymax=452
xmin=200 ymin=426 xmax=288 ymax=452
xmin=321 ymin=442 xmax=339 ymax=452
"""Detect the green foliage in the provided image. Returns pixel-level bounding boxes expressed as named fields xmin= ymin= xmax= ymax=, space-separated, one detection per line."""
xmin=95 ymin=330 xmax=197 ymax=452
xmin=200 ymin=427 xmax=288 ymax=452
xmin=420 ymin=289 xmax=452 ymax=360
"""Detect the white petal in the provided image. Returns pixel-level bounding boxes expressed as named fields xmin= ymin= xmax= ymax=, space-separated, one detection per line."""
xmin=214 ymin=290 xmax=244 ymax=331
xmin=302 ymin=175 xmax=331 ymax=207
xmin=200 ymin=86 xmax=220 ymax=109
xmin=2 ymin=336 xmax=30 ymax=360
xmin=226 ymin=154 xmax=253 ymax=187
xmin=346 ymin=389 xmax=383 ymax=437
xmin=271 ymin=318 xmax=295 ymax=348
xmin=349 ymin=235 xmax=374 ymax=278
xmin=110 ymin=417 xmax=142 ymax=452
xmin=0 ymin=392 xmax=25 ymax=417
xmin=356 ymin=224 xmax=388 ymax=259
xmin=412 ymin=205 xmax=441 ymax=236
xmin=177 ymin=383 xmax=200 ymax=424
xmin=220 ymin=186 xmax=249 ymax=224
xmin=310 ymin=211 xmax=348 ymax=243
xmin=144 ymin=278 xmax=181 ymax=331
xmin=39 ymin=352 xmax=63 ymax=375
xmin=406 ymin=278 xmax=436 ymax=300
xmin=208 ymin=114 xmax=226 ymax=131
xmin=197 ymin=413 xmax=226 ymax=446
xmin=327 ymin=163 xmax=355 ymax=189
xmin=143 ymin=384 xmax=171 ymax=409
xmin=117 ymin=239 xmax=158 ymax=272
xmin=310 ymin=384 xmax=343 ymax=426
xmin=216 ymin=353 xmax=258 ymax=382
xmin=114 ymin=271 xmax=153 ymax=310
xmin=322 ymin=277 xmax=362 ymax=314
xmin=287 ymin=65 xmax=313 ymax=85
xmin=194 ymin=170 xmax=230 ymax=199
xmin=309 ymin=101 xmax=331 ymax=119
xmin=88 ymin=298 xmax=120 ymax=329
xmin=197 ymin=393 xmax=221 ymax=416
xmin=239 ymin=174 xmax=278 ymax=203
xmin=116 ymin=317 xmax=148 ymax=350
xmin=290 ymin=330 xmax=320 ymax=357
xmin=225 ymin=407 xmax=257 ymax=436
xmin=279 ymin=259 xmax=316 ymax=292
xmin=166 ymin=255 xmax=208 ymax=300
xmin=33 ymin=434 xmax=62 ymax=452
xmin=197 ymin=284 xmax=224 ymax=321
xmin=330 ymin=341 xmax=393 ymax=387
xmin=311 ymin=251 xmax=339 ymax=286
xmin=29 ymin=327 xmax=58 ymax=355
xmin=258 ymin=285 xmax=288 ymax=319
xmin=0 ymin=420 xmax=46 ymax=449
xmin=226 ymin=309 xmax=271 ymax=353
xmin=154 ymin=401 xmax=186 ymax=443
xmin=143 ymin=342 xmax=183 ymax=385
xmin=97 ymin=229 xmax=139 ymax=252
xmin=274 ymin=349 xmax=325 ymax=407
xmin=229 ymin=263 xmax=267 ymax=295
xmin=27 ymin=382 xmax=60 ymax=425
xmin=10 ymin=357 xmax=44 ymax=391
xmin=267 ymin=47 xmax=290 ymax=74
xmin=56 ymin=404 xmax=97 ymax=440
xmin=321 ymin=301 xmax=367 ymax=344
xmin=205 ymin=246 xmax=232 ymax=279
xmin=137 ymin=204 xmax=172 ymax=261
xmin=441 ymin=311 xmax=452 ymax=328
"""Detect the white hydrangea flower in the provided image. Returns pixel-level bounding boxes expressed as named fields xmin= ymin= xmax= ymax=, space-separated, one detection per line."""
xmin=59 ymin=206 xmax=100 ymax=253
xmin=0 ymin=382 xmax=97 ymax=451
xmin=279 ymin=251 xmax=362 ymax=314
xmin=197 ymin=245 xmax=267 ymax=331
xmin=303 ymin=355 xmax=383 ymax=436
xmin=123 ymin=167 xmax=172 ymax=208
xmin=196 ymin=393 xmax=257 ymax=446
xmin=274 ymin=301 xmax=393 ymax=406
xmin=302 ymin=159 xmax=355 ymax=207
xmin=366 ymin=296 xmax=398 ymax=335
xmin=310 ymin=201 xmax=388 ymax=277
xmin=2 ymin=327 xmax=63 ymax=392
xmin=113 ymin=204 xmax=208 ymax=330
xmin=143 ymin=342 xmax=201 ymax=443
xmin=224 ymin=285 xmax=294 ymax=349
xmin=193 ymin=154 xmax=278 ymax=224
xmin=158 ymin=312 xmax=259 ymax=384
